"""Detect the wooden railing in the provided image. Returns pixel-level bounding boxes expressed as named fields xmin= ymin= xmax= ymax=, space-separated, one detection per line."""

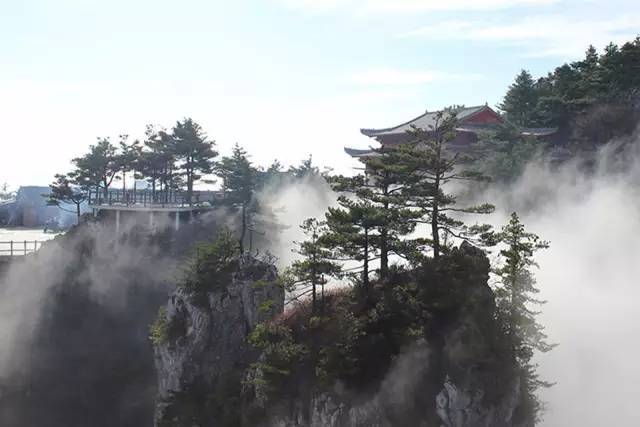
xmin=88 ymin=189 xmax=224 ymax=208
xmin=0 ymin=240 xmax=44 ymax=257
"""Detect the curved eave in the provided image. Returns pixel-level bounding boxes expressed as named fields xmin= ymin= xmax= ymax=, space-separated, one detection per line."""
xmin=344 ymin=147 xmax=379 ymax=158
xmin=520 ymin=128 xmax=558 ymax=137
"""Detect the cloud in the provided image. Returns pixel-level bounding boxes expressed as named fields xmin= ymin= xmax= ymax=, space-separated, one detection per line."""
xmin=281 ymin=0 xmax=558 ymax=13
xmin=349 ymin=67 xmax=479 ymax=86
xmin=397 ymin=14 xmax=640 ymax=57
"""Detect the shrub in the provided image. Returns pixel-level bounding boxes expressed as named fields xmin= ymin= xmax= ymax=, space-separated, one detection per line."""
xmin=149 ymin=307 xmax=170 ymax=346
xmin=180 ymin=230 xmax=238 ymax=298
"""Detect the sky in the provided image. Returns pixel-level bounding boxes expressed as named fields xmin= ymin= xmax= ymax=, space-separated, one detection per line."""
xmin=1 ymin=0 xmax=639 ymax=188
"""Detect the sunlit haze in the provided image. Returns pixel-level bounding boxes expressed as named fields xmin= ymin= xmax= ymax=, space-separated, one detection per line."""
xmin=2 ymin=0 xmax=639 ymax=187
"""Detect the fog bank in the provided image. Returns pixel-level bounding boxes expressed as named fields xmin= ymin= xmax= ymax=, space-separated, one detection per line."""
xmin=483 ymin=137 xmax=640 ymax=426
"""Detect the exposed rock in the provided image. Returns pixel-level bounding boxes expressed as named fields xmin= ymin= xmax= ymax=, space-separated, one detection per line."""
xmin=153 ymin=255 xmax=284 ymax=425
xmin=153 ymin=244 xmax=526 ymax=427
xmin=436 ymin=375 xmax=520 ymax=427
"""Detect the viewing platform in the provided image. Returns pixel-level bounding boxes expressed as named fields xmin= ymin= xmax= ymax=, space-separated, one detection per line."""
xmin=88 ymin=189 xmax=224 ymax=211
xmin=88 ymin=189 xmax=225 ymax=231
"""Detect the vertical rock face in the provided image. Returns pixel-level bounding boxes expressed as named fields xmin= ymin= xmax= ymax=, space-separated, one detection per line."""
xmin=153 ymin=256 xmax=284 ymax=426
xmin=257 ymin=243 xmax=523 ymax=427
xmin=153 ymin=244 xmax=526 ymax=427
xmin=436 ymin=375 xmax=520 ymax=427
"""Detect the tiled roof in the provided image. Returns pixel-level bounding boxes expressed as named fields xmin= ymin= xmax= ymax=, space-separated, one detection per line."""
xmin=344 ymin=147 xmax=379 ymax=158
xmin=520 ymin=128 xmax=557 ymax=137
xmin=361 ymin=105 xmax=488 ymax=137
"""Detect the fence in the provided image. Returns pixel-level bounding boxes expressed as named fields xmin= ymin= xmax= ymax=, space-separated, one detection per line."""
xmin=88 ymin=189 xmax=224 ymax=208
xmin=0 ymin=240 xmax=44 ymax=257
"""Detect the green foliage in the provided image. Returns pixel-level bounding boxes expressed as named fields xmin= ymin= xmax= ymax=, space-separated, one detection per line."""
xmin=171 ymin=118 xmax=218 ymax=201
xmin=245 ymin=244 xmax=521 ymax=416
xmin=180 ymin=231 xmax=239 ymax=299
xmin=571 ymin=103 xmax=638 ymax=148
xmin=71 ymin=137 xmax=120 ymax=197
xmin=478 ymin=137 xmax=545 ymax=182
xmin=157 ymin=377 xmax=242 ymax=427
xmin=0 ymin=183 xmax=14 ymax=202
xmin=499 ymin=70 xmax=539 ymax=126
xmin=149 ymin=306 xmax=187 ymax=347
xmin=328 ymin=144 xmax=423 ymax=279
xmin=500 ymin=38 xmax=640 ymax=146
xmin=403 ymin=111 xmax=495 ymax=259
xmin=283 ymin=218 xmax=342 ymax=314
xmin=494 ymin=213 xmax=555 ymax=423
xmin=216 ymin=144 xmax=259 ymax=252
xmin=247 ymin=322 xmax=309 ymax=396
xmin=47 ymin=173 xmax=87 ymax=218
xmin=149 ymin=306 xmax=170 ymax=346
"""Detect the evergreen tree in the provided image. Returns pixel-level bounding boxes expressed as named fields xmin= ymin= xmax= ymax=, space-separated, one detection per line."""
xmin=574 ymin=45 xmax=601 ymax=100
xmin=499 ymin=70 xmax=540 ymax=126
xmin=494 ymin=212 xmax=555 ymax=422
xmin=324 ymin=199 xmax=383 ymax=299
xmin=0 ymin=183 xmax=14 ymax=202
xmin=216 ymin=144 xmax=258 ymax=253
xmin=71 ymin=137 xmax=120 ymax=200
xmin=116 ymin=135 xmax=141 ymax=195
xmin=288 ymin=155 xmax=320 ymax=179
xmin=405 ymin=111 xmax=494 ymax=259
xmin=47 ymin=174 xmax=87 ymax=219
xmin=283 ymin=218 xmax=341 ymax=314
xmin=171 ymin=118 xmax=217 ymax=204
xmin=141 ymin=126 xmax=179 ymax=202
xmin=330 ymin=145 xmax=422 ymax=278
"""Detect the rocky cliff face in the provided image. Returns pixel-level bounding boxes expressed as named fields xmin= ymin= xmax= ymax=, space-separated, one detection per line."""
xmin=153 ymin=255 xmax=284 ymax=426
xmin=153 ymin=244 xmax=526 ymax=427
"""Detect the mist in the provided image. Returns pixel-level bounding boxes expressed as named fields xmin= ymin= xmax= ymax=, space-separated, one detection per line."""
xmin=2 ymin=134 xmax=640 ymax=425
xmin=256 ymin=140 xmax=640 ymax=426
xmin=480 ymin=136 xmax=640 ymax=426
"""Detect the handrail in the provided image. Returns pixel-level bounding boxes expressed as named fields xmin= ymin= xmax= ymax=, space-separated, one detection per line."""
xmin=87 ymin=189 xmax=224 ymax=208
xmin=0 ymin=240 xmax=44 ymax=256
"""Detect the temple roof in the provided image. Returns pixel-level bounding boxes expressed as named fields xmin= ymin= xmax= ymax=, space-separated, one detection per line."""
xmin=520 ymin=128 xmax=557 ymax=137
xmin=360 ymin=105 xmax=491 ymax=137
xmin=343 ymin=147 xmax=380 ymax=158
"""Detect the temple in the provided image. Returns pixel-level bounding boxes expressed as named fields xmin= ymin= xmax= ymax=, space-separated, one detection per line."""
xmin=345 ymin=105 xmax=556 ymax=159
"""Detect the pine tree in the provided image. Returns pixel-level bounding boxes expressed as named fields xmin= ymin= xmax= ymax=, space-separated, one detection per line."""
xmin=324 ymin=199 xmax=383 ymax=299
xmin=47 ymin=174 xmax=88 ymax=219
xmin=499 ymin=70 xmax=540 ymax=126
xmin=116 ymin=135 xmax=141 ymax=195
xmin=284 ymin=218 xmax=342 ymax=314
xmin=172 ymin=118 xmax=217 ymax=204
xmin=574 ymin=45 xmax=601 ymax=100
xmin=140 ymin=126 xmax=177 ymax=202
xmin=494 ymin=212 xmax=555 ymax=422
xmin=71 ymin=137 xmax=120 ymax=200
xmin=330 ymin=145 xmax=422 ymax=278
xmin=405 ymin=111 xmax=494 ymax=259
xmin=0 ymin=183 xmax=13 ymax=202
xmin=216 ymin=144 xmax=258 ymax=253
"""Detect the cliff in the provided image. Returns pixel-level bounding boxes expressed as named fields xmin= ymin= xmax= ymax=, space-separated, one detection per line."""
xmin=153 ymin=254 xmax=285 ymax=426
xmin=152 ymin=242 xmax=530 ymax=427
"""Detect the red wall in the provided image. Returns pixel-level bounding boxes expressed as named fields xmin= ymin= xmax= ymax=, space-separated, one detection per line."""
xmin=464 ymin=108 xmax=503 ymax=125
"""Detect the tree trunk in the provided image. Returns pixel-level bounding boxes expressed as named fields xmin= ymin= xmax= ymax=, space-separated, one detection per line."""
xmin=432 ymin=135 xmax=443 ymax=260
xmin=380 ymin=227 xmax=388 ymax=278
xmin=363 ymin=226 xmax=369 ymax=295
xmin=432 ymin=200 xmax=440 ymax=259
xmin=239 ymin=203 xmax=246 ymax=253
xmin=380 ymin=187 xmax=389 ymax=278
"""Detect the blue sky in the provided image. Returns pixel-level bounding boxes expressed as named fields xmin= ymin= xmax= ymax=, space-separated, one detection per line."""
xmin=1 ymin=0 xmax=639 ymax=187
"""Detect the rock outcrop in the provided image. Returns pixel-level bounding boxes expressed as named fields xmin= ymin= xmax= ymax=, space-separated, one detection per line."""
xmin=153 ymin=244 xmax=527 ymax=427
xmin=153 ymin=255 xmax=284 ymax=426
